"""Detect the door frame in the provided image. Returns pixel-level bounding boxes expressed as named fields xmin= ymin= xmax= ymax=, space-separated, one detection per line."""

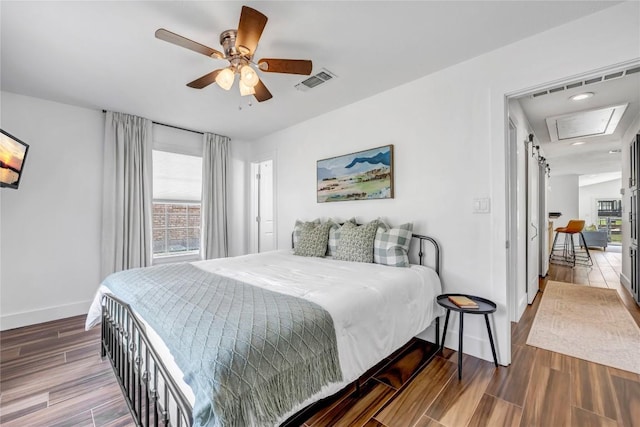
xmin=506 ymin=119 xmax=518 ymax=321
xmin=250 ymin=152 xmax=277 ymax=253
xmin=505 ymin=60 xmax=639 ymax=325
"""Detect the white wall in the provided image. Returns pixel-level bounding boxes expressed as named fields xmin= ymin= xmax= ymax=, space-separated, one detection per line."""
xmin=548 ymin=175 xmax=580 ymax=226
xmin=0 ymin=92 xmax=250 ymax=330
xmin=248 ymin=2 xmax=640 ymax=364
xmin=579 ymin=179 xmax=623 ymax=227
xmin=0 ymin=92 xmax=104 ymax=330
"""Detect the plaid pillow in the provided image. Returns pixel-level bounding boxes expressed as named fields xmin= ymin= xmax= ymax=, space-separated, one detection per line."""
xmin=326 ymin=218 xmax=356 ymax=257
xmin=293 ymin=219 xmax=320 ymax=249
xmin=374 ymin=222 xmax=413 ymax=267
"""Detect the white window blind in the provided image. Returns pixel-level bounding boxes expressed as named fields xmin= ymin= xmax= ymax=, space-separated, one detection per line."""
xmin=152 ymin=150 xmax=202 ymax=202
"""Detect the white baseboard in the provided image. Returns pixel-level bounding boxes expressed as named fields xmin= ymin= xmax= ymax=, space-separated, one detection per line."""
xmin=517 ymin=294 xmax=528 ymax=321
xmin=416 ymin=320 xmax=500 ymax=365
xmin=0 ymin=300 xmax=92 ymax=331
xmin=620 ymin=272 xmax=631 ymax=289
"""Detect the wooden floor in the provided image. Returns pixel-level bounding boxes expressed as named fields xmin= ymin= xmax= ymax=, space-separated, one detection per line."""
xmin=1 ymin=247 xmax=639 ymax=426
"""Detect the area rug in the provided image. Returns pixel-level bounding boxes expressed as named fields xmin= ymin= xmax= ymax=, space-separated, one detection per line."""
xmin=526 ymin=281 xmax=640 ymax=374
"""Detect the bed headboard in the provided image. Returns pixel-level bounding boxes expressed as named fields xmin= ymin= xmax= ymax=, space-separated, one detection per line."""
xmin=411 ymin=234 xmax=440 ymax=276
xmin=291 ymin=228 xmax=441 ymax=276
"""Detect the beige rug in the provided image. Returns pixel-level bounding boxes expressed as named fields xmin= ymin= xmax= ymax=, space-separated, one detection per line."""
xmin=526 ymin=281 xmax=640 ymax=374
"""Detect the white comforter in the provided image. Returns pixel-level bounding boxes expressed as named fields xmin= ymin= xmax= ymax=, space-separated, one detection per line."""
xmin=86 ymin=250 xmax=443 ymax=422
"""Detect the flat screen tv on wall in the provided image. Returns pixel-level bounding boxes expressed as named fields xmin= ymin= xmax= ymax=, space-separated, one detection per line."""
xmin=0 ymin=129 xmax=29 ymax=189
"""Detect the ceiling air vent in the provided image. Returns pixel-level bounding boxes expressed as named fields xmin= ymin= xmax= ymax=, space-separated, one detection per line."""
xmin=529 ymin=65 xmax=640 ymax=99
xmin=295 ymin=68 xmax=337 ymax=92
xmin=584 ymin=76 xmax=603 ymax=85
xmin=626 ymin=66 xmax=640 ymax=75
xmin=604 ymin=71 xmax=624 ymax=80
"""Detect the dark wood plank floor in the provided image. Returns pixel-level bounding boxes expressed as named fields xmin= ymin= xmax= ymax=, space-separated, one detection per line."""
xmin=1 ymin=247 xmax=639 ymax=426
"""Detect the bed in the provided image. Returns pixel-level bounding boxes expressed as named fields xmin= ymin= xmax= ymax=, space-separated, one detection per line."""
xmin=86 ymin=233 xmax=443 ymax=427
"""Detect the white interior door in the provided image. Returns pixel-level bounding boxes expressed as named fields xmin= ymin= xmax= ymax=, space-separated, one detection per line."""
xmin=256 ymin=160 xmax=274 ymax=252
xmin=527 ymin=144 xmax=540 ymax=304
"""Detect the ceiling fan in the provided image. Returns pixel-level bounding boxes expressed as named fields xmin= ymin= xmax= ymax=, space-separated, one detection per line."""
xmin=155 ymin=6 xmax=313 ymax=102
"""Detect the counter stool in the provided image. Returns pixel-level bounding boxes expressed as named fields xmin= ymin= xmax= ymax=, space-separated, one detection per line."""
xmin=549 ymin=219 xmax=592 ymax=267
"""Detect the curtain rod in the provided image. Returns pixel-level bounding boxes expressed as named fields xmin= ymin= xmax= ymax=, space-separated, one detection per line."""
xmin=101 ymin=110 xmax=204 ymax=135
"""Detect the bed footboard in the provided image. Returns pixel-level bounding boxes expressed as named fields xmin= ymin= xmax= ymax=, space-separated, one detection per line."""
xmin=101 ymin=294 xmax=192 ymax=427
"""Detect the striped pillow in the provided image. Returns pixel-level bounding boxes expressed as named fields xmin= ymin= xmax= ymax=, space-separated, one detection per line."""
xmin=374 ymin=221 xmax=413 ymax=267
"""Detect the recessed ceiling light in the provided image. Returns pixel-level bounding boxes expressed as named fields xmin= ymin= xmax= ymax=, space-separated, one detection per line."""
xmin=570 ymin=92 xmax=594 ymax=101
xmin=609 ymin=149 xmax=621 ymax=154
xmin=571 ymin=141 xmax=586 ymax=146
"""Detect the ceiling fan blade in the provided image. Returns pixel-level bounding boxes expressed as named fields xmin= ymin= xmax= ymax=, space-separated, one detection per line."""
xmin=235 ymin=6 xmax=268 ymax=55
xmin=187 ymin=69 xmax=223 ymax=89
xmin=253 ymin=79 xmax=273 ymax=102
xmin=257 ymin=58 xmax=313 ymax=75
xmin=155 ymin=28 xmax=224 ymax=59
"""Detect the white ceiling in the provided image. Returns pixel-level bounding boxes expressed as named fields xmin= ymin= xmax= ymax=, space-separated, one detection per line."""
xmin=0 ymin=1 xmax=620 ymax=141
xmin=517 ymin=68 xmax=640 ymax=177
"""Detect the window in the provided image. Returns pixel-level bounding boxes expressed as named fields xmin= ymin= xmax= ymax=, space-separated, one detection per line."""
xmin=152 ymin=150 xmax=202 ymax=259
xmin=153 ymin=202 xmax=201 ymax=256
xmin=596 ymin=198 xmax=622 ymax=244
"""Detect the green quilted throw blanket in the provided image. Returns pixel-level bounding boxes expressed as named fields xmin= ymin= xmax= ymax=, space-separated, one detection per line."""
xmin=103 ymin=263 xmax=342 ymax=427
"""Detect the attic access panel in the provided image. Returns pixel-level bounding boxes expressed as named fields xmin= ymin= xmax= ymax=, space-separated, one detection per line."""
xmin=546 ymin=104 xmax=628 ymax=141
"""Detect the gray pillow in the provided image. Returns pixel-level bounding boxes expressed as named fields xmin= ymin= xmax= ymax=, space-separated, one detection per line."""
xmin=374 ymin=221 xmax=413 ymax=267
xmin=294 ymin=222 xmax=331 ymax=257
xmin=335 ymin=220 xmax=379 ymax=263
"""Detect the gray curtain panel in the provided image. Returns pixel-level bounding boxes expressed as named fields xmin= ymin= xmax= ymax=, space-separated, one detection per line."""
xmin=101 ymin=111 xmax=153 ymax=279
xmin=201 ymin=132 xmax=230 ymax=259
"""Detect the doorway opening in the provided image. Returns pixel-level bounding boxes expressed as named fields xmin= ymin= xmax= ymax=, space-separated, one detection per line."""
xmin=506 ymin=60 xmax=640 ymax=323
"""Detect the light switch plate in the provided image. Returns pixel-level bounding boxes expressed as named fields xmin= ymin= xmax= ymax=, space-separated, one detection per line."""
xmin=473 ymin=197 xmax=491 ymax=213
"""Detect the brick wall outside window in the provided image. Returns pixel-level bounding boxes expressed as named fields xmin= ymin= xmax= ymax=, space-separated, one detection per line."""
xmin=152 ymin=202 xmax=201 ymax=256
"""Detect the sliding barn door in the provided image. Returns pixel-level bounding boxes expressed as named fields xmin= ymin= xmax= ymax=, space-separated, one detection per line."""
xmin=630 ymin=133 xmax=639 ymax=306
xmin=526 ymin=142 xmax=540 ymax=304
xmin=538 ymin=163 xmax=549 ymax=277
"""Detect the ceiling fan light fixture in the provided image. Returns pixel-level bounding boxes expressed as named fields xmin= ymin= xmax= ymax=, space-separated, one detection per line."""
xmin=215 ymin=68 xmax=235 ymax=90
xmin=239 ymin=79 xmax=256 ymax=96
xmin=155 ymin=6 xmax=309 ymax=102
xmin=240 ymin=65 xmax=259 ymax=87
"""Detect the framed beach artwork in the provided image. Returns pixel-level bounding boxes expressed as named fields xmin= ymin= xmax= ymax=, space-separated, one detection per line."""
xmin=317 ymin=145 xmax=394 ymax=203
